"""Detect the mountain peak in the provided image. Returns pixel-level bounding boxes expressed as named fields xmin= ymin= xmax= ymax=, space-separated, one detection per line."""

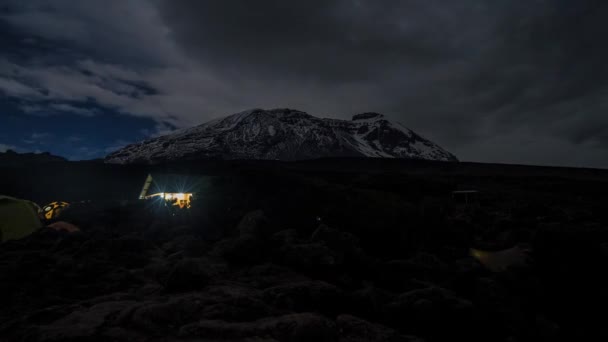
xmin=105 ymin=109 xmax=457 ymax=164
xmin=352 ymin=112 xmax=385 ymax=121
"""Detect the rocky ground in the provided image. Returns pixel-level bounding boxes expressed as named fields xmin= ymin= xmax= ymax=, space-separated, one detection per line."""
xmin=1 ymin=161 xmax=608 ymax=341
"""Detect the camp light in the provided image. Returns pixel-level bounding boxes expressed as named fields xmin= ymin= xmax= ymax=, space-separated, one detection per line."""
xmin=139 ymin=174 xmax=198 ymax=209
xmin=164 ymin=193 xmax=188 ymax=200
xmin=143 ymin=192 xmax=193 ymax=209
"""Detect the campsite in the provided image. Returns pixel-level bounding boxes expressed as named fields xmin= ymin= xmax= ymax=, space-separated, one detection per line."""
xmin=2 ymin=158 xmax=608 ymax=341
xmin=4 ymin=0 xmax=608 ymax=339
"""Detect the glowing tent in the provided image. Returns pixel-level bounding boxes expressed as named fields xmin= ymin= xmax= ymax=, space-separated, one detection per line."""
xmin=139 ymin=173 xmax=198 ymax=209
xmin=0 ymin=196 xmax=42 ymax=242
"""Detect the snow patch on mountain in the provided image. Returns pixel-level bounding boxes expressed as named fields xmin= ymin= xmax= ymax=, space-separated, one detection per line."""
xmin=268 ymin=125 xmax=276 ymax=136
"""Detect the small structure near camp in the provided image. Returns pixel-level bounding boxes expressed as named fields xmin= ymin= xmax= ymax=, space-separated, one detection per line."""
xmin=139 ymin=173 xmax=197 ymax=209
xmin=451 ymin=190 xmax=479 ymax=205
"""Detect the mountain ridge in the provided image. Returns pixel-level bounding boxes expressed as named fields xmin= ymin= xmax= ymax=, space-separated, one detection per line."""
xmin=105 ymin=108 xmax=457 ymax=164
xmin=0 ymin=150 xmax=67 ymax=166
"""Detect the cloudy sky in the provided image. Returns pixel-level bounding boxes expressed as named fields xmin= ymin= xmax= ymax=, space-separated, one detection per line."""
xmin=0 ymin=0 xmax=607 ymax=167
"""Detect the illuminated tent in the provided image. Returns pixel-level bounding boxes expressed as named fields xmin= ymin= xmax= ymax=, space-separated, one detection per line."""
xmin=41 ymin=201 xmax=70 ymax=220
xmin=139 ymin=173 xmax=204 ymax=209
xmin=470 ymin=245 xmax=531 ymax=272
xmin=0 ymin=195 xmax=42 ymax=242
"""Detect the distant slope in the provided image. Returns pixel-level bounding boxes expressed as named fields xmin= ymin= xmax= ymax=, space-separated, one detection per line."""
xmin=105 ymin=108 xmax=457 ymax=164
xmin=0 ymin=150 xmax=67 ymax=166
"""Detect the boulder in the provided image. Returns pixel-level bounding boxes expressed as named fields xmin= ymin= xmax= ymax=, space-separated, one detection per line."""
xmin=162 ymin=234 xmax=209 ymax=257
xmin=346 ymin=286 xmax=396 ymax=318
xmin=311 ymin=224 xmax=359 ymax=249
xmin=179 ymin=312 xmax=336 ymax=341
xmin=386 ymin=286 xmax=474 ymax=338
xmin=280 ymin=242 xmax=342 ymax=271
xmin=452 ymin=256 xmax=485 ymax=274
xmin=263 ymin=280 xmax=344 ymax=314
xmin=310 ymin=224 xmax=372 ymax=272
xmin=337 ymin=314 xmax=423 ymax=342
xmin=125 ymin=285 xmax=273 ymax=334
xmin=237 ymin=263 xmax=310 ymax=288
xmin=271 ymin=228 xmax=300 ymax=246
xmin=33 ymin=301 xmax=137 ymax=341
xmin=164 ymin=258 xmax=211 ymax=293
xmin=211 ymin=234 xmax=266 ymax=264
xmin=384 ymin=252 xmax=449 ymax=283
xmin=47 ymin=221 xmax=80 ymax=233
xmin=237 ymin=210 xmax=273 ymax=237
xmin=127 ymin=298 xmax=201 ymax=334
xmin=535 ymin=314 xmax=560 ymax=341
xmin=472 ymin=277 xmax=528 ymax=338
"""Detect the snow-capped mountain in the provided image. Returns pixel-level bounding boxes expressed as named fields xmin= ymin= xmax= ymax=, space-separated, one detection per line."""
xmin=104 ymin=108 xmax=457 ymax=164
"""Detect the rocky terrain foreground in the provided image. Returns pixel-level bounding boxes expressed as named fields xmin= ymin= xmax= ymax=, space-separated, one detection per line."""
xmin=1 ymin=159 xmax=608 ymax=341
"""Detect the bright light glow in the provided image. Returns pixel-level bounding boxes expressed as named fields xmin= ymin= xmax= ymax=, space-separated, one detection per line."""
xmin=144 ymin=192 xmax=193 ymax=209
xmin=164 ymin=193 xmax=188 ymax=200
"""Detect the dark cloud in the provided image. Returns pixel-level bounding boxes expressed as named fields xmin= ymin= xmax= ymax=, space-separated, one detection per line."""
xmin=159 ymin=1 xmax=485 ymax=80
xmin=0 ymin=0 xmax=179 ymax=66
xmin=157 ymin=0 xmax=608 ymax=168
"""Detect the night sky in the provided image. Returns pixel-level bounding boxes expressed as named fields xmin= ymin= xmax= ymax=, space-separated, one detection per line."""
xmin=0 ymin=1 xmax=607 ymax=168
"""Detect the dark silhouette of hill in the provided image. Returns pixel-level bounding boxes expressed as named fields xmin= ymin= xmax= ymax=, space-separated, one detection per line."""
xmin=0 ymin=150 xmax=67 ymax=167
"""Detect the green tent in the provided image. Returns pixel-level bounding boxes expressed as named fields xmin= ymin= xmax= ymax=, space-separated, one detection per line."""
xmin=0 ymin=196 xmax=42 ymax=242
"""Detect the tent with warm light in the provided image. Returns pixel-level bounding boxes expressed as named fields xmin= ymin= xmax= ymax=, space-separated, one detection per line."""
xmin=139 ymin=173 xmax=205 ymax=209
